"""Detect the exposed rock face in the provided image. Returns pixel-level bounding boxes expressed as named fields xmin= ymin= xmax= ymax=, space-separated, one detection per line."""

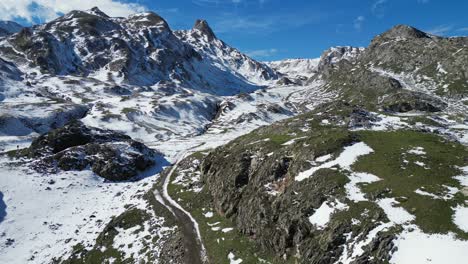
xmin=382 ymin=91 xmax=448 ymax=112
xmin=374 ymin=24 xmax=429 ymax=41
xmin=26 ymin=121 xmax=159 ymax=181
xmin=193 ymin=19 xmax=216 ymax=40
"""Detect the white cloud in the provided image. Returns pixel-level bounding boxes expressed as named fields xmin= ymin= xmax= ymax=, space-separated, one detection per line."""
xmin=0 ymin=0 xmax=146 ymax=23
xmin=245 ymin=48 xmax=278 ymax=58
xmin=426 ymin=25 xmax=453 ymax=36
xmin=372 ymin=0 xmax=388 ymax=17
xmin=353 ymin=16 xmax=365 ymax=31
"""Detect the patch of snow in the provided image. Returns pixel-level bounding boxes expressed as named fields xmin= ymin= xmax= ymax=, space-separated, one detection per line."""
xmin=308 ymin=200 xmax=348 ymax=229
xmin=453 ymin=206 xmax=468 ymax=233
xmin=203 ymin=212 xmax=214 ymax=218
xmin=221 ymin=228 xmax=234 ymax=233
xmin=407 ymin=147 xmax=426 ymax=155
xmin=296 ymin=142 xmax=374 ymax=181
xmin=345 ymin=172 xmax=381 ymax=202
xmin=415 ymin=186 xmax=458 ymax=201
xmin=454 ymin=166 xmax=468 ymax=187
xmin=228 ymin=252 xmax=243 ymax=264
xmin=377 ymin=198 xmax=415 ymax=225
xmin=321 ymin=119 xmax=330 ymax=125
xmin=391 ymin=226 xmax=468 ymax=264
xmin=282 ymin=136 xmax=307 ymax=146
xmin=315 ymin=154 xmax=332 ymax=163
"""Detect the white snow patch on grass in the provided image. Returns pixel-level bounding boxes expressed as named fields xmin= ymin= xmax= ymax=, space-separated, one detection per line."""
xmin=295 ymin=142 xmax=374 ymax=181
xmin=228 ymin=252 xmax=243 ymax=264
xmin=415 ymin=186 xmax=458 ymax=201
xmin=453 ymin=206 xmax=468 ymax=233
xmin=345 ymin=172 xmax=381 ymax=202
xmin=377 ymin=198 xmax=415 ymax=225
xmin=391 ymin=226 xmax=468 ymax=264
xmin=282 ymin=136 xmax=307 ymax=146
xmin=203 ymin=212 xmax=214 ymax=218
xmin=454 ymin=166 xmax=468 ymax=186
xmin=407 ymin=147 xmax=426 ymax=155
xmin=414 ymin=161 xmax=427 ymax=168
xmin=315 ymin=154 xmax=332 ymax=163
xmin=221 ymin=228 xmax=234 ymax=233
xmin=308 ymin=200 xmax=348 ymax=229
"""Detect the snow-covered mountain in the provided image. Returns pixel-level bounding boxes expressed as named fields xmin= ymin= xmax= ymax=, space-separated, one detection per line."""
xmin=0 ymin=7 xmax=467 ymax=264
xmin=266 ymin=58 xmax=320 ymax=78
xmin=174 ymin=19 xmax=278 ymax=87
xmin=0 ymin=7 xmax=277 ymax=94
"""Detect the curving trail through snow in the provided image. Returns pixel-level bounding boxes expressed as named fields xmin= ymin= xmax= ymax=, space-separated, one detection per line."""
xmin=154 ymin=145 xmax=208 ymax=264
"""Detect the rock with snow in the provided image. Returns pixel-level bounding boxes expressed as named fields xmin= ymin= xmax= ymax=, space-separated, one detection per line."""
xmin=24 ymin=121 xmax=160 ymax=181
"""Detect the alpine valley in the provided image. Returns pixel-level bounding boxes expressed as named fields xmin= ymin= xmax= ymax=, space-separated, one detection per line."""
xmin=0 ymin=7 xmax=467 ymax=264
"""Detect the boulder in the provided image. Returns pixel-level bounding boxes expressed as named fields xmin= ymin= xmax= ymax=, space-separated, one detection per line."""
xmin=27 ymin=121 xmax=159 ymax=181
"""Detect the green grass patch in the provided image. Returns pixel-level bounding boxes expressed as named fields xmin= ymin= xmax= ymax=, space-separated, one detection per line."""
xmin=353 ymin=130 xmax=468 ymax=238
xmin=121 ymin=107 xmax=139 ymax=114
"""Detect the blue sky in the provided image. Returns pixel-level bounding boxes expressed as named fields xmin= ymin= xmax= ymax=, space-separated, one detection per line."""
xmin=2 ymin=0 xmax=468 ymax=61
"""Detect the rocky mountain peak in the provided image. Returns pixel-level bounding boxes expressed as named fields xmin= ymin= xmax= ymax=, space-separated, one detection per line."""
xmin=376 ymin=24 xmax=429 ymax=41
xmin=193 ymin=19 xmax=216 ymax=40
xmin=126 ymin=12 xmax=170 ymax=30
xmin=317 ymin=46 xmax=364 ymax=72
xmin=87 ymin=6 xmax=110 ymax=18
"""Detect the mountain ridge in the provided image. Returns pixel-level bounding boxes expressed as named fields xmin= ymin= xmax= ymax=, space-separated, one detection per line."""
xmin=0 ymin=7 xmax=467 ymax=264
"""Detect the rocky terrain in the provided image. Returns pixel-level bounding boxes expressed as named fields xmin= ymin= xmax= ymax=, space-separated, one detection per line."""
xmin=0 ymin=6 xmax=466 ymax=264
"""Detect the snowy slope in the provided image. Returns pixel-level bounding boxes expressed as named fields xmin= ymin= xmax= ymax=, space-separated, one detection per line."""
xmin=266 ymin=58 xmax=320 ymax=78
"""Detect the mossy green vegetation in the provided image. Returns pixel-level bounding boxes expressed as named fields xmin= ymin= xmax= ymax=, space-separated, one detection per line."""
xmin=353 ymin=130 xmax=468 ymax=238
xmin=121 ymin=107 xmax=139 ymax=114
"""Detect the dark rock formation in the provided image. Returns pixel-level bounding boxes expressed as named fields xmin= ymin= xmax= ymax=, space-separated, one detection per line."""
xmin=26 ymin=121 xmax=159 ymax=181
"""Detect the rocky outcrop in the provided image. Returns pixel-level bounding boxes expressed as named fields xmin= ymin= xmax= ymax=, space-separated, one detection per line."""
xmin=193 ymin=19 xmax=216 ymax=40
xmin=25 ymin=121 xmax=159 ymax=181
xmin=382 ymin=91 xmax=448 ymax=112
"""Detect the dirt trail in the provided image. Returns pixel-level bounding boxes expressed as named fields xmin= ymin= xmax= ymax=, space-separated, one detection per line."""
xmin=154 ymin=150 xmax=207 ymax=264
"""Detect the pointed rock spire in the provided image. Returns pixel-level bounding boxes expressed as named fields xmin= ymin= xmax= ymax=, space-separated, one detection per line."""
xmin=193 ymin=19 xmax=216 ymax=40
xmin=379 ymin=24 xmax=428 ymax=40
xmin=88 ymin=7 xmax=110 ymax=18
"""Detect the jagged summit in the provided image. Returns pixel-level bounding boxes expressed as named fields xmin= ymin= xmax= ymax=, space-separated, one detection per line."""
xmin=87 ymin=6 xmax=110 ymax=18
xmin=126 ymin=11 xmax=170 ymax=29
xmin=193 ymin=19 xmax=216 ymax=40
xmin=376 ymin=24 xmax=429 ymax=40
